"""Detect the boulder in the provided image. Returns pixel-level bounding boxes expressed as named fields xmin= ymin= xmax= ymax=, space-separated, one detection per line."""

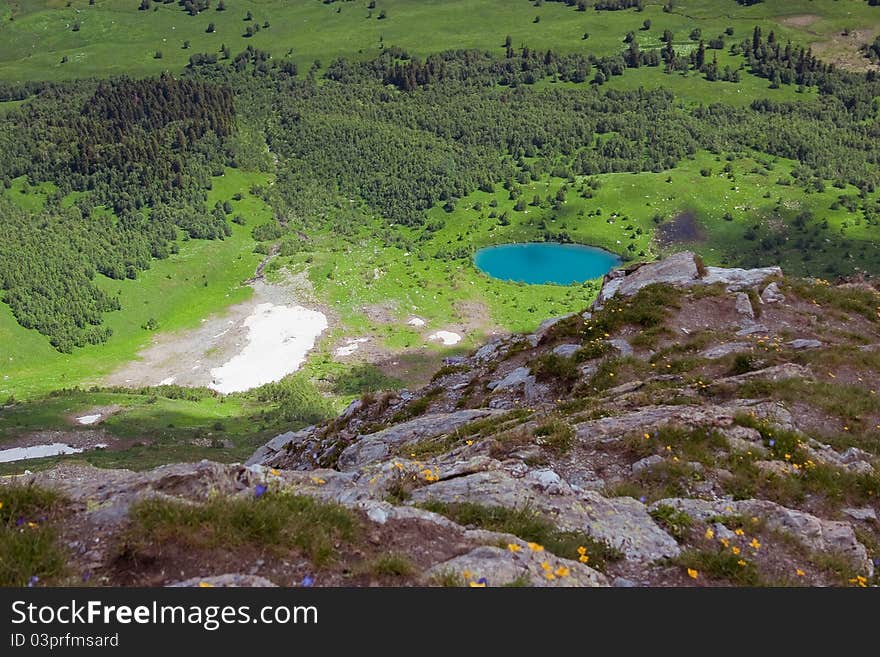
xmin=702 ymin=265 xmax=782 ymax=291
xmin=788 ymin=339 xmax=822 ymax=350
xmin=408 ymin=470 xmax=680 ymax=562
xmin=553 ymin=343 xmax=581 ymax=358
xmin=653 ymin=498 xmax=873 ymax=576
xmin=246 ymin=427 xmax=314 ymax=466
xmin=423 ymin=545 xmax=607 ymax=587
xmin=701 ymin=342 xmax=752 ymax=359
xmin=488 ymin=367 xmax=535 ymax=392
xmin=598 ymin=251 xmax=701 ymax=303
xmin=735 ymin=292 xmax=754 ymax=318
xmin=761 ymin=282 xmax=786 ymax=304
xmin=336 ymin=410 xmax=504 ymax=471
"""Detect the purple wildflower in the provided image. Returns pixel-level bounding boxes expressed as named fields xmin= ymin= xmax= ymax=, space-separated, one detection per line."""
xmin=477 ymin=577 xmax=488 ymax=585
xmin=254 ymin=484 xmax=268 ymax=498
xmin=15 ymin=517 xmax=24 ymax=527
xmin=82 ymin=570 xmax=92 ymax=583
xmin=27 ymin=576 xmax=39 ymax=588
xmin=768 ymin=439 xmax=775 ymax=447
xmin=639 ymin=496 xmax=647 ymax=504
xmin=301 ymin=575 xmax=315 ymax=587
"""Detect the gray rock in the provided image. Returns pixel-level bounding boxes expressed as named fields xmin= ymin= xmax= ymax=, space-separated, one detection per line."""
xmin=631 ymin=454 xmax=664 ymax=474
xmin=488 ymin=367 xmax=535 ymax=392
xmin=702 ymin=342 xmax=752 ymax=359
xmin=735 ymin=323 xmax=770 ymax=337
xmin=575 ymin=401 xmax=794 ymax=444
xmin=336 ymin=409 xmax=503 ymax=471
xmin=761 ymin=282 xmax=786 ymax=304
xmin=735 ymin=292 xmax=755 ymax=318
xmin=553 ymin=343 xmax=581 ymax=358
xmin=609 ymin=338 xmax=634 ymax=357
xmin=612 ymin=576 xmax=639 ymax=587
xmin=719 ymin=363 xmax=813 ymax=385
xmin=475 ymin=338 xmax=504 ymax=362
xmin=408 ymin=470 xmax=679 ymax=562
xmin=653 ymin=497 xmax=873 ymax=576
xmin=702 ymin=265 xmax=782 ymax=291
xmin=246 ymin=427 xmax=314 ymax=466
xmin=598 ymin=251 xmax=700 ymax=303
xmin=788 ymin=339 xmax=822 ymax=350
xmin=169 ymin=574 xmax=277 ymax=588
xmin=424 ymin=545 xmax=607 ymax=587
xmin=842 ymin=508 xmax=877 ymax=523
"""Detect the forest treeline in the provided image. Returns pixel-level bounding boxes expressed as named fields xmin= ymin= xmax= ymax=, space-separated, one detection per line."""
xmin=0 ymin=75 xmax=235 ymax=351
xmin=3 ymin=27 xmax=880 ymax=351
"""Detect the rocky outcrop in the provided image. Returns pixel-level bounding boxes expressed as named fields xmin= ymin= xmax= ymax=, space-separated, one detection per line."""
xmin=337 ymin=409 xmax=504 ymax=471
xmin=653 ymin=498 xmax=873 ymax=576
xmin=424 ymin=545 xmax=607 ymax=587
xmin=407 ymin=470 xmax=680 ymax=562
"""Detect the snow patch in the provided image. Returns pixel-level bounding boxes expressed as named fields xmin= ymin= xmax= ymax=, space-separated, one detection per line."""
xmin=209 ymin=303 xmax=327 ymax=394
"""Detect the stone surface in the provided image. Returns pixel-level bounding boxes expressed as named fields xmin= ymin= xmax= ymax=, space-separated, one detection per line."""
xmin=701 ymin=342 xmax=752 ymax=359
xmin=336 ymin=409 xmax=502 ymax=471
xmin=553 ymin=343 xmax=581 ymax=358
xmin=842 ymin=508 xmax=877 ymax=522
xmin=631 ymin=454 xmax=664 ymax=474
xmin=598 ymin=251 xmax=700 ymax=303
xmin=424 ymin=545 xmax=607 ymax=587
xmin=408 ymin=470 xmax=679 ymax=562
xmin=702 ymin=265 xmax=782 ymax=291
xmin=608 ymin=338 xmax=634 ymax=357
xmin=168 ymin=574 xmax=277 ymax=588
xmin=761 ymin=282 xmax=786 ymax=304
xmin=574 ymin=401 xmax=795 ymax=443
xmin=735 ymin=292 xmax=755 ymax=318
xmin=788 ymin=339 xmax=822 ymax=350
xmin=653 ymin=498 xmax=873 ymax=576
xmin=488 ymin=367 xmax=535 ymax=392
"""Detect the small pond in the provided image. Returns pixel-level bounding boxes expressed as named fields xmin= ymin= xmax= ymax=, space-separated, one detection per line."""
xmin=474 ymin=242 xmax=620 ymax=285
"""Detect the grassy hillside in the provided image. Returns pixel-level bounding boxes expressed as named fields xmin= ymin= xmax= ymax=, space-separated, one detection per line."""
xmin=0 ymin=0 xmax=877 ymax=82
xmin=0 ymin=168 xmax=266 ymax=399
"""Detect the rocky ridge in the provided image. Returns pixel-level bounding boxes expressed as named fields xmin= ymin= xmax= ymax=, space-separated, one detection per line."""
xmin=6 ymin=252 xmax=879 ymax=587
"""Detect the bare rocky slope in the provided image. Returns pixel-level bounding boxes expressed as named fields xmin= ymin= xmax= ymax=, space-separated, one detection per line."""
xmin=6 ymin=252 xmax=880 ymax=587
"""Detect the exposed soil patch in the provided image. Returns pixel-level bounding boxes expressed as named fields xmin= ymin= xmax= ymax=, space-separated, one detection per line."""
xmin=656 ymin=211 xmax=706 ymax=247
xmin=813 ymin=28 xmax=880 ymax=72
xmin=780 ymin=14 xmax=820 ymax=29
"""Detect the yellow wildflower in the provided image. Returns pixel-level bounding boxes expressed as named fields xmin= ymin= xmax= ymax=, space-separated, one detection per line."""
xmin=0 ymin=501 xmax=3 ymax=510
xmin=555 ymin=566 xmax=570 ymax=578
xmin=468 ymin=581 xmax=486 ymax=588
xmin=720 ymin=538 xmax=730 ymax=548
xmin=737 ymin=560 xmax=747 ymax=567
xmin=643 ymin=433 xmax=651 ymax=440
xmin=311 ymin=476 xmax=326 ymax=485
xmin=734 ymin=528 xmax=745 ymax=536
xmin=577 ymin=546 xmax=587 ymax=556
xmin=462 ymin=570 xmax=471 ymax=580
xmin=527 ymin=542 xmax=544 ymax=552
xmin=198 ymin=582 xmax=214 ymax=588
xmin=579 ymin=555 xmax=590 ymax=564
xmin=27 ymin=522 xmax=38 ymax=529
xmin=731 ymin=546 xmax=741 ymax=556
xmin=749 ymin=538 xmax=761 ymax=550
xmin=269 ymin=468 xmax=280 ymax=477
xmin=687 ymin=568 xmax=698 ymax=580
xmin=540 ymin=561 xmax=552 ymax=572
xmin=795 ymin=569 xmax=805 ymax=577
xmin=466 ymin=440 xmax=474 ymax=446
xmin=704 ymin=527 xmax=714 ymax=540
xmin=544 ymin=573 xmax=556 ymax=581
xmin=507 ymin=543 xmax=522 ymax=553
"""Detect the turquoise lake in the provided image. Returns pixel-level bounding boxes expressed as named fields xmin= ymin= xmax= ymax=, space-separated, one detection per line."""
xmin=474 ymin=243 xmax=621 ymax=285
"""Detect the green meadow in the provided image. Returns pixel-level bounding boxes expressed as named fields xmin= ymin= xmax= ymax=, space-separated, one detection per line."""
xmin=0 ymin=0 xmax=877 ymax=82
xmin=0 ymin=168 xmax=267 ymax=400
